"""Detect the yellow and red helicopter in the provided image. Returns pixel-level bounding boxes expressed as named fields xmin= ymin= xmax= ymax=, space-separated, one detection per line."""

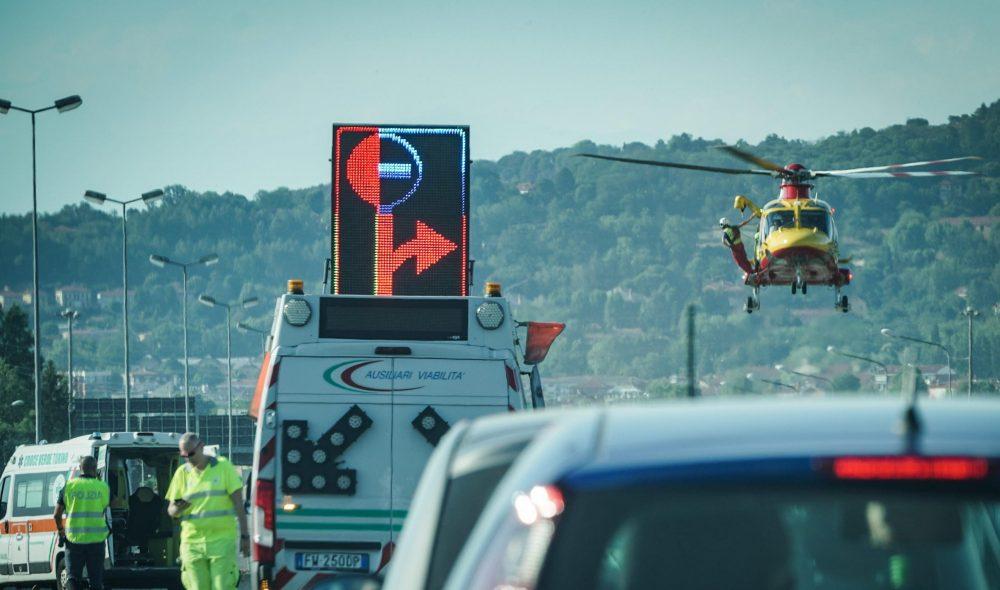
xmin=579 ymin=146 xmax=980 ymax=313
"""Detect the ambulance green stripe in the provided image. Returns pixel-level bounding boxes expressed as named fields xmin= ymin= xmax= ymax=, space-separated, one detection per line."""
xmin=277 ymin=521 xmax=404 ymax=532
xmin=281 ymin=508 xmax=408 ymax=519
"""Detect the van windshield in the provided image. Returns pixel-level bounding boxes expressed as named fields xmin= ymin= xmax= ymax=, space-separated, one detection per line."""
xmin=536 ymin=486 xmax=1000 ymax=590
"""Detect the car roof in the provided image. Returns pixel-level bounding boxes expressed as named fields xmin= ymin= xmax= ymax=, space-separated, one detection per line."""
xmin=587 ymin=397 xmax=1000 ymax=472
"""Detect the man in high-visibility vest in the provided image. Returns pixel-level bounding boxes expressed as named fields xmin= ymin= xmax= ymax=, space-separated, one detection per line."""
xmin=53 ymin=455 xmax=110 ymax=590
xmin=167 ymin=433 xmax=248 ymax=589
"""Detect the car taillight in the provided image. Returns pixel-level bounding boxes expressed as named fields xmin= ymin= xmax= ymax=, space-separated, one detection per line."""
xmin=833 ymin=456 xmax=989 ymax=480
xmin=253 ymin=479 xmax=275 ymax=562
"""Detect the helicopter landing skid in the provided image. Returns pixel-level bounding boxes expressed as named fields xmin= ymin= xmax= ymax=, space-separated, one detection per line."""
xmin=834 ymin=286 xmax=850 ymax=313
xmin=791 ymin=267 xmax=808 ymax=295
xmin=745 ymin=286 xmax=761 ymax=314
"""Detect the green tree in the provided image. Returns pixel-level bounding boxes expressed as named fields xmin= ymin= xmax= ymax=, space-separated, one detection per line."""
xmin=831 ymin=373 xmax=861 ymax=392
xmin=39 ymin=360 xmax=68 ymax=443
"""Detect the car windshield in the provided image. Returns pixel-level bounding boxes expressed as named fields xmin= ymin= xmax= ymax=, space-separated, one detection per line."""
xmin=535 ymin=485 xmax=1000 ymax=590
xmin=800 ymin=210 xmax=830 ymax=234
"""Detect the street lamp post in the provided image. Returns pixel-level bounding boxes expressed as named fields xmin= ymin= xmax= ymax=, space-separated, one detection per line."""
xmin=881 ymin=328 xmax=952 ymax=395
xmin=199 ymin=295 xmax=259 ymax=458
xmin=61 ymin=309 xmax=79 ymax=437
xmin=150 ymin=253 xmax=220 ymax=431
xmin=774 ymin=364 xmax=833 ymax=390
xmin=236 ymin=321 xmax=268 ymax=351
xmin=84 ymin=189 xmax=164 ymax=429
xmin=1 ymin=95 xmax=83 ymax=443
xmin=962 ymin=307 xmax=979 ymax=397
xmin=826 ymin=346 xmax=888 ymax=391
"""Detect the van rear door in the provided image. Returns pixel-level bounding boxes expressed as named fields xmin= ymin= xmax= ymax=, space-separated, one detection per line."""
xmin=390 ymin=357 xmax=509 ymax=535
xmin=274 ymin=356 xmax=395 ymax=576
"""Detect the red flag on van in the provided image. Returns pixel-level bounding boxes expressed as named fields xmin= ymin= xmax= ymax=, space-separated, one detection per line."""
xmin=524 ymin=322 xmax=565 ymax=365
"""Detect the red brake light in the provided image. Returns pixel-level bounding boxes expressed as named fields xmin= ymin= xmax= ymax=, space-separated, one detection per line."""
xmin=253 ymin=479 xmax=275 ymax=562
xmin=833 ymin=457 xmax=989 ymax=480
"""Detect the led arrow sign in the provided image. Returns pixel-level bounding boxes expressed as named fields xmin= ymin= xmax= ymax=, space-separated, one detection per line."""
xmin=333 ymin=125 xmax=470 ymax=296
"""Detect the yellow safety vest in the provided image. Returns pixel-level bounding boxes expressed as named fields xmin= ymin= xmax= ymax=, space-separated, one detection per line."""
xmin=63 ymin=477 xmax=110 ymax=544
xmin=168 ymin=457 xmax=239 ymax=544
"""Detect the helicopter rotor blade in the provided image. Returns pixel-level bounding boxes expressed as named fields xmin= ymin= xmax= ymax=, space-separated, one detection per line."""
xmin=815 ymin=170 xmax=980 ymax=179
xmin=816 ymin=156 xmax=981 ymax=175
xmin=575 ymin=153 xmax=774 ymax=176
xmin=714 ymin=145 xmax=786 ymax=173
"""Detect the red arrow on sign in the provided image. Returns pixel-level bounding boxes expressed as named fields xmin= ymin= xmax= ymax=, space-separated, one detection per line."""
xmin=391 ymin=220 xmax=457 ymax=273
xmin=376 ymin=217 xmax=457 ymax=295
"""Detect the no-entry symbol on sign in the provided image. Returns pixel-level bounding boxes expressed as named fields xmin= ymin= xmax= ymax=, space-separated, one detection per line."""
xmin=332 ymin=125 xmax=469 ymax=296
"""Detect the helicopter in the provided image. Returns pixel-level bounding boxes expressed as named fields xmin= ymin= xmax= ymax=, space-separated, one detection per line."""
xmin=578 ymin=146 xmax=980 ymax=313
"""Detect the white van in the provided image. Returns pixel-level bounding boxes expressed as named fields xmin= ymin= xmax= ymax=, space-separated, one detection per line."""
xmin=247 ymin=285 xmax=561 ymax=590
xmin=0 ymin=431 xmax=184 ymax=590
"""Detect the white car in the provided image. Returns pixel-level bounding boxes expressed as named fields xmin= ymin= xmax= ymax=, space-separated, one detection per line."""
xmin=344 ymin=398 xmax=1000 ymax=590
xmin=398 ymin=398 xmax=1000 ymax=590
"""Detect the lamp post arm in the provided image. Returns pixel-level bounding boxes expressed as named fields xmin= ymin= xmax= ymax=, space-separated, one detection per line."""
xmin=6 ymin=104 xmax=56 ymax=115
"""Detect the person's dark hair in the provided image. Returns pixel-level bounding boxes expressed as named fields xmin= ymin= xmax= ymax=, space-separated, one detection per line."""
xmin=79 ymin=455 xmax=98 ymax=476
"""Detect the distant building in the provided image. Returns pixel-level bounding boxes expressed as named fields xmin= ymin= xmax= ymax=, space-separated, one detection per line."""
xmin=55 ymin=285 xmax=93 ymax=308
xmin=97 ymin=288 xmax=132 ymax=309
xmin=516 ymin=182 xmax=534 ymax=195
xmin=0 ymin=287 xmax=33 ymax=310
xmin=75 ymin=370 xmax=122 ymax=399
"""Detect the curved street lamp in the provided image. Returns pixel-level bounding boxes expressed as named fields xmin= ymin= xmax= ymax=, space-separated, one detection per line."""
xmin=1 ymin=94 xmax=83 ymax=443
xmin=826 ymin=346 xmax=888 ymax=392
xmin=84 ymin=189 xmax=164 ymax=428
xmin=774 ymin=364 xmax=833 ymax=388
xmin=199 ymin=295 xmax=259 ymax=458
xmin=961 ymin=307 xmax=980 ymax=397
xmin=149 ymin=253 xmax=220 ymax=431
xmin=881 ymin=328 xmax=952 ymax=395
xmin=237 ymin=321 xmax=268 ymax=351
xmin=61 ymin=309 xmax=80 ymax=436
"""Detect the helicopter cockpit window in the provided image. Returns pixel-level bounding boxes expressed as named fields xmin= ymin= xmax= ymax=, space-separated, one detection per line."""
xmin=799 ymin=210 xmax=830 ymax=235
xmin=763 ymin=211 xmax=795 ymax=237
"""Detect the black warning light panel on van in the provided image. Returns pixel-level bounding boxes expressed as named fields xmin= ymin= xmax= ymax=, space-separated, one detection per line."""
xmin=319 ymin=297 xmax=468 ymax=341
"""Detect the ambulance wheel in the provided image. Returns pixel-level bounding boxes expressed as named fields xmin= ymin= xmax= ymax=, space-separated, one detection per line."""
xmin=55 ymin=556 xmax=68 ymax=590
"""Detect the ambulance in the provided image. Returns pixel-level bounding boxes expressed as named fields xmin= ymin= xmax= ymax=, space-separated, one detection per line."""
xmin=247 ymin=282 xmax=562 ymax=589
xmin=0 ymin=431 xmax=184 ymax=589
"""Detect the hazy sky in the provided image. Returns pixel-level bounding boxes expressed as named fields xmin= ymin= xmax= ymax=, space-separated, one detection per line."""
xmin=1 ymin=0 xmax=998 ymax=214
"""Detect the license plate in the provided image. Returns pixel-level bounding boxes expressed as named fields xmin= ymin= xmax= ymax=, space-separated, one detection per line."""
xmin=295 ymin=551 xmax=369 ymax=572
